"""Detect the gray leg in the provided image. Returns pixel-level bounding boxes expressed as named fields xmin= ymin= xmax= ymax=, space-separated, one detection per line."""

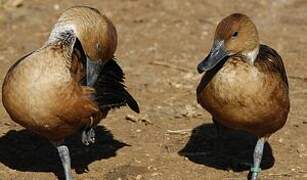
xmin=212 ymin=117 xmax=225 ymax=139
xmin=212 ymin=117 xmax=224 ymax=154
xmin=81 ymin=128 xmax=96 ymax=146
xmin=251 ymin=137 xmax=266 ymax=180
xmin=54 ymin=143 xmax=73 ymax=180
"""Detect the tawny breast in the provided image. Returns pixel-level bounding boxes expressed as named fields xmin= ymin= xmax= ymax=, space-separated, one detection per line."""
xmin=197 ymin=59 xmax=289 ymax=137
xmin=2 ymin=47 xmax=97 ymax=141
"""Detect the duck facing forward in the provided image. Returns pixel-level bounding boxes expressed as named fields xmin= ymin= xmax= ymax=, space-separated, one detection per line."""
xmin=2 ymin=6 xmax=139 ymax=180
xmin=196 ymin=13 xmax=289 ymax=180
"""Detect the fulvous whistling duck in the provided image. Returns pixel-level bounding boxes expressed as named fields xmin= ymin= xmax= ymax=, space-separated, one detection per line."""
xmin=197 ymin=13 xmax=289 ymax=180
xmin=2 ymin=6 xmax=139 ymax=180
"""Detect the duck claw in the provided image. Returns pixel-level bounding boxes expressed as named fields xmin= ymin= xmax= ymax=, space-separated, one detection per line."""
xmin=81 ymin=128 xmax=95 ymax=146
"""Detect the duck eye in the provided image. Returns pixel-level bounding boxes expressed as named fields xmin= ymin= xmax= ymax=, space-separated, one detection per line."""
xmin=232 ymin=32 xmax=238 ymax=37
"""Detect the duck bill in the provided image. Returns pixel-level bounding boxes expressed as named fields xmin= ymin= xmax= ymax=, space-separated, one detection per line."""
xmin=197 ymin=40 xmax=228 ymax=73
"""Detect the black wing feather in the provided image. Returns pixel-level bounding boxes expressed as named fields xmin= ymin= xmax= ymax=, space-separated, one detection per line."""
xmin=93 ymin=59 xmax=140 ymax=113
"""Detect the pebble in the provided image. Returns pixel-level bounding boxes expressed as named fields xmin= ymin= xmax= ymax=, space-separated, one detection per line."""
xmin=53 ymin=4 xmax=60 ymax=10
xmin=8 ymin=0 xmax=23 ymax=7
xmin=3 ymin=122 xmax=11 ymax=126
xmin=297 ymin=144 xmax=306 ymax=153
xmin=126 ymin=114 xmax=138 ymax=122
xmin=291 ymin=168 xmax=296 ymax=171
xmin=135 ymin=175 xmax=142 ymax=180
xmin=183 ymin=72 xmax=194 ymax=79
xmin=151 ymin=172 xmax=162 ymax=176
xmin=297 ymin=144 xmax=306 ymax=157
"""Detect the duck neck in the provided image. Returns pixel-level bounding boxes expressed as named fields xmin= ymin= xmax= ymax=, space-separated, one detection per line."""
xmin=242 ymin=45 xmax=259 ymax=65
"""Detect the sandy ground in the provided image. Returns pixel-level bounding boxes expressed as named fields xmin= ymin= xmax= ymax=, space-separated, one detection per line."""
xmin=0 ymin=0 xmax=306 ymax=179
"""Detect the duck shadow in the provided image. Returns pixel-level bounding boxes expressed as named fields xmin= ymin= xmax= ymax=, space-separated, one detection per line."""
xmin=0 ymin=126 xmax=129 ymax=179
xmin=179 ymin=123 xmax=275 ymax=172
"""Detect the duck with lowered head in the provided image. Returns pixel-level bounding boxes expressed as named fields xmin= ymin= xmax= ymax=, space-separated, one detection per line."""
xmin=2 ymin=6 xmax=139 ymax=180
xmin=197 ymin=13 xmax=289 ymax=180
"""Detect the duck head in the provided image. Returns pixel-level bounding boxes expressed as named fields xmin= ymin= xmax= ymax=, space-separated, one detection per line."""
xmin=198 ymin=13 xmax=260 ymax=73
xmin=48 ymin=6 xmax=117 ymax=63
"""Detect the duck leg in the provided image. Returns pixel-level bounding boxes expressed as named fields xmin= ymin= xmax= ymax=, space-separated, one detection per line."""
xmin=53 ymin=142 xmax=73 ymax=180
xmin=212 ymin=117 xmax=223 ymax=139
xmin=250 ymin=137 xmax=266 ymax=180
xmin=212 ymin=117 xmax=226 ymax=154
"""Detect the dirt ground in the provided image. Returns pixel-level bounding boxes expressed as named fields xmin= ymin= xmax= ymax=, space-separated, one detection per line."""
xmin=0 ymin=0 xmax=306 ymax=179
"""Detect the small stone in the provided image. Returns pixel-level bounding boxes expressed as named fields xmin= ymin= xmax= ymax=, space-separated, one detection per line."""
xmin=4 ymin=122 xmax=11 ymax=126
xmin=133 ymin=18 xmax=144 ymax=23
xmin=53 ymin=4 xmax=60 ymax=10
xmin=297 ymin=144 xmax=306 ymax=153
xmin=182 ymin=104 xmax=196 ymax=117
xmin=140 ymin=115 xmax=153 ymax=125
xmin=136 ymin=129 xmax=142 ymax=133
xmin=126 ymin=114 xmax=138 ymax=123
xmin=297 ymin=144 xmax=306 ymax=157
xmin=151 ymin=172 xmax=161 ymax=176
xmin=202 ymin=31 xmax=208 ymax=36
xmin=8 ymin=0 xmax=23 ymax=7
xmin=135 ymin=159 xmax=141 ymax=163
xmin=183 ymin=72 xmax=194 ymax=79
xmin=169 ymin=81 xmax=183 ymax=88
xmin=135 ymin=175 xmax=142 ymax=180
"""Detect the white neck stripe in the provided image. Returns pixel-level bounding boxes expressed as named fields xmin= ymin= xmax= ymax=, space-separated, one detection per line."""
xmin=242 ymin=46 xmax=259 ymax=64
xmin=47 ymin=22 xmax=76 ymax=44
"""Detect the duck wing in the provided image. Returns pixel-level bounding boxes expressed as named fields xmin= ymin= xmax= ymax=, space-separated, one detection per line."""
xmin=60 ymin=30 xmax=139 ymax=114
xmin=256 ymin=44 xmax=289 ymax=87
xmin=92 ymin=58 xmax=140 ymax=113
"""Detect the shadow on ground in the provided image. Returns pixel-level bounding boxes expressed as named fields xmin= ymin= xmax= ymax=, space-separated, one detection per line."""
xmin=0 ymin=126 xmax=128 ymax=179
xmin=179 ymin=123 xmax=275 ymax=172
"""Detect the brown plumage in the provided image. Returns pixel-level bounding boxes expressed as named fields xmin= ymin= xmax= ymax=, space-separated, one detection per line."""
xmin=49 ymin=6 xmax=117 ymax=62
xmin=196 ymin=13 xmax=289 ymax=180
xmin=2 ymin=6 xmax=139 ymax=180
xmin=197 ymin=44 xmax=289 ymax=137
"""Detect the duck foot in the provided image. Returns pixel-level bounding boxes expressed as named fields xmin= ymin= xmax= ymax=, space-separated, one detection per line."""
xmin=81 ymin=128 xmax=95 ymax=146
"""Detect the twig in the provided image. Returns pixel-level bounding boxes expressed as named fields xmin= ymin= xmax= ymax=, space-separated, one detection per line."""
xmin=268 ymin=172 xmax=292 ymax=177
xmin=149 ymin=61 xmax=190 ymax=72
xmin=268 ymin=170 xmax=307 ymax=177
xmin=179 ymin=152 xmax=210 ymax=156
xmin=125 ymin=114 xmax=153 ymax=125
xmin=291 ymin=90 xmax=307 ymax=94
xmin=289 ymin=75 xmax=307 ymax=81
xmin=166 ymin=129 xmax=192 ymax=134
